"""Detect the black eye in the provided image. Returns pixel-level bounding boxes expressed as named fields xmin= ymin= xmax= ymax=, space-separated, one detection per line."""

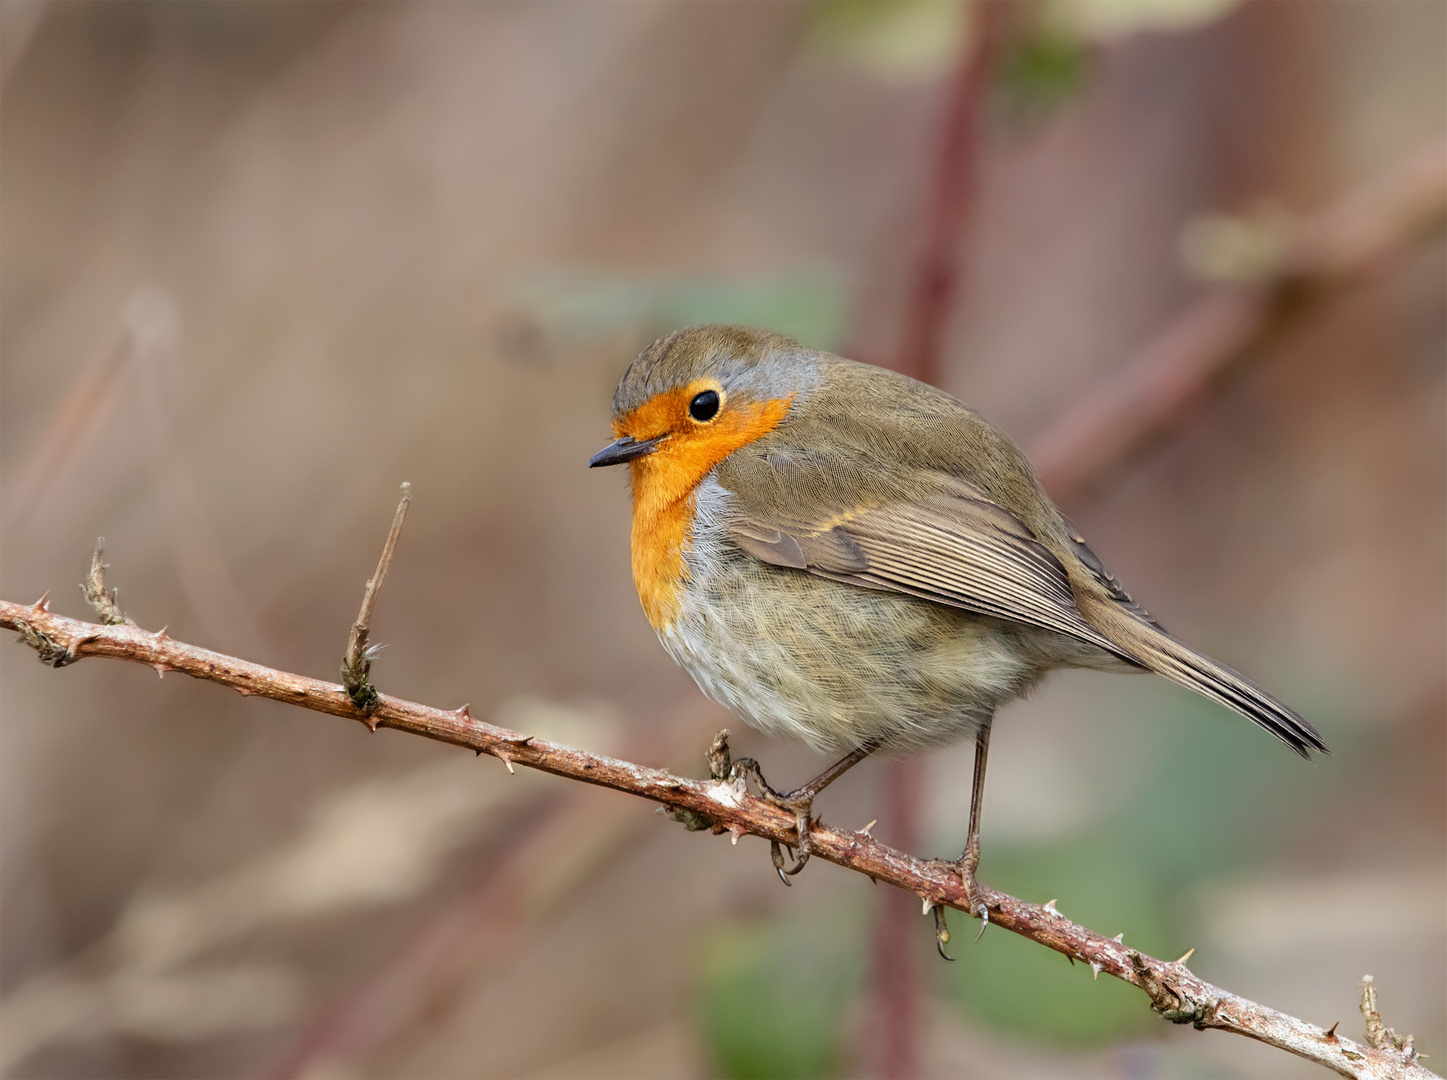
xmin=689 ymin=389 xmax=720 ymax=422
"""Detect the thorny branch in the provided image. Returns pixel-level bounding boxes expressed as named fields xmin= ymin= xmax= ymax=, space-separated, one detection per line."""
xmin=1 ymin=590 xmax=1434 ymax=1080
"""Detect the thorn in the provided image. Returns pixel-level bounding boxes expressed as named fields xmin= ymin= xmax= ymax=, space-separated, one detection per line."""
xmin=500 ymin=755 xmax=515 ymax=774
xmin=235 ymin=685 xmax=253 ymax=696
xmin=922 ymin=896 xmax=933 ymax=916
xmin=729 ymin=825 xmax=745 ymax=846
xmin=974 ymin=915 xmax=988 ymax=943
xmin=1090 ymin=961 xmax=1102 ymax=980
xmin=475 ymin=747 xmax=484 ymax=757
xmin=455 ymin=703 xmax=472 ymax=719
xmin=1325 ymin=1021 xmax=1340 ymax=1041
xmin=859 ymin=818 xmax=877 ymax=837
xmin=1043 ymin=898 xmax=1060 ymax=916
xmin=32 ymin=592 xmax=50 ymax=612
xmin=1174 ymin=947 xmax=1195 ymax=966
xmin=365 ymin=715 xmax=380 ymax=732
xmin=153 ymin=664 xmax=166 ymax=678
xmin=1112 ymin=933 xmax=1124 ymax=943
xmin=152 ymin=626 xmax=170 ymax=640
xmin=506 ymin=734 xmax=535 ymax=747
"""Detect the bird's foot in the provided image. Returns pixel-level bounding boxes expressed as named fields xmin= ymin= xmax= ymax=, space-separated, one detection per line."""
xmin=726 ymin=755 xmax=818 ymax=885
xmin=926 ymin=850 xmax=990 ymax=930
xmin=954 ymin=844 xmax=991 ymax=927
xmin=705 ymin=731 xmax=874 ymax=887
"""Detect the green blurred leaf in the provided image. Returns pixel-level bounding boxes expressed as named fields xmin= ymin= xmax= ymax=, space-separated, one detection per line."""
xmin=1102 ymin=678 xmax=1341 ymax=885
xmin=940 ymin=839 xmax=1179 ymax=1045
xmin=995 ymin=25 xmax=1092 ymax=133
xmin=498 ymin=269 xmax=847 ymax=354
xmin=653 ymin=278 xmax=845 ymax=351
xmin=808 ymin=0 xmax=965 ymax=83
xmin=695 ymin=909 xmax=864 ymax=1079
xmin=1044 ymin=0 xmax=1242 ymax=42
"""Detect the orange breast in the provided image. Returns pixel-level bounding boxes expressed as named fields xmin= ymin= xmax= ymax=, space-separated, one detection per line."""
xmin=622 ymin=391 xmax=793 ymax=629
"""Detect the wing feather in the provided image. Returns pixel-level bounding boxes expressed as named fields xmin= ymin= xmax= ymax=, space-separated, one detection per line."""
xmin=727 ymin=473 xmax=1134 ymax=660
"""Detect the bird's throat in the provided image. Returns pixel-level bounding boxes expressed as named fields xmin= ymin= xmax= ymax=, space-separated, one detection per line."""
xmin=624 ymin=394 xmax=792 ymax=629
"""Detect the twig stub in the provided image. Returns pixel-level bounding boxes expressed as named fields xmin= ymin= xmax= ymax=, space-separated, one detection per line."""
xmin=341 ymin=483 xmax=412 ymax=713
xmin=81 ymin=539 xmax=127 ymax=626
xmin=1361 ymin=975 xmax=1416 ymax=1056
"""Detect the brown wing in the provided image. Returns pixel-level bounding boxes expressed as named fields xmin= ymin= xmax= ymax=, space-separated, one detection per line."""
xmin=728 ymin=473 xmax=1136 ymax=661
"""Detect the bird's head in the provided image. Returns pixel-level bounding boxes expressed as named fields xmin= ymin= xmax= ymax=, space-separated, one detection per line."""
xmin=589 ymin=325 xmax=819 ymax=506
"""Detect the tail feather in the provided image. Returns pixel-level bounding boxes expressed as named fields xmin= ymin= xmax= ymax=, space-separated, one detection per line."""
xmin=1079 ymin=596 xmax=1328 ymax=758
xmin=1144 ymin=633 xmax=1327 ymax=757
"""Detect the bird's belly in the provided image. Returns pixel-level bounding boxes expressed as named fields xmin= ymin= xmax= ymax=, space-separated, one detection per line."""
xmin=659 ymin=540 xmax=1048 ymax=757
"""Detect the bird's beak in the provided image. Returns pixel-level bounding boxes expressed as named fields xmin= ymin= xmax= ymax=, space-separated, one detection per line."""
xmin=588 ymin=434 xmax=665 ymax=468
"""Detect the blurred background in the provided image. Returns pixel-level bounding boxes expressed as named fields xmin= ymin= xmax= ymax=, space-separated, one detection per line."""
xmin=1 ymin=1 xmax=1443 ymax=1077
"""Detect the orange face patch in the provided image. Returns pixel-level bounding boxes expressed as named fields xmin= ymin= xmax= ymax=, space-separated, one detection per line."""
xmin=618 ymin=381 xmax=792 ymax=629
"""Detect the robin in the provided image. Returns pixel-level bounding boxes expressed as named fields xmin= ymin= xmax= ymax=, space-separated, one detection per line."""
xmin=590 ymin=325 xmax=1326 ymax=915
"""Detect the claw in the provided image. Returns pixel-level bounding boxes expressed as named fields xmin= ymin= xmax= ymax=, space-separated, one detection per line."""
xmin=933 ymin=905 xmax=955 ymax=961
xmin=769 ymin=840 xmax=804 ymax=885
xmin=734 ymin=759 xmax=817 ymax=885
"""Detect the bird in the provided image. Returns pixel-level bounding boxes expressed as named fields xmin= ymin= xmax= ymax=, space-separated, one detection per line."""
xmin=589 ymin=324 xmax=1326 ymax=916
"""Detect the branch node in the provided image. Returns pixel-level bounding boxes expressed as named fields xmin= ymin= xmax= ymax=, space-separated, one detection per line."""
xmin=12 ymin=617 xmax=76 ymax=667
xmin=1130 ymin=951 xmax=1211 ymax=1025
xmin=81 ymin=539 xmax=128 ymax=625
xmin=658 ymin=804 xmax=714 ymax=831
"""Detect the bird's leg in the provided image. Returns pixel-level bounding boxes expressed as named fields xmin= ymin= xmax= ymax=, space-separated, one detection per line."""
xmin=729 ymin=740 xmax=878 ymax=885
xmin=955 ymin=715 xmax=993 ymax=922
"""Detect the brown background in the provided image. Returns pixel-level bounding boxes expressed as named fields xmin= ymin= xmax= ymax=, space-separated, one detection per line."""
xmin=1 ymin=2 xmax=1443 ymax=1077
